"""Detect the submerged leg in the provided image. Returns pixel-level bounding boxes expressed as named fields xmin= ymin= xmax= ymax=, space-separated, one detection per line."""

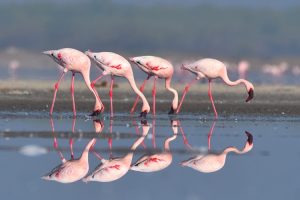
xmin=176 ymin=78 xmax=198 ymax=114
xmin=130 ymin=75 xmax=150 ymax=114
xmin=50 ymin=72 xmax=66 ymax=116
xmin=208 ymin=79 xmax=218 ymax=119
xmin=70 ymin=72 xmax=76 ymax=117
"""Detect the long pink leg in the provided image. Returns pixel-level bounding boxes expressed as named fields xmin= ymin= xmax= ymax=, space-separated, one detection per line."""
xmin=208 ymin=79 xmax=218 ymax=120
xmin=130 ymin=75 xmax=150 ymax=114
xmin=109 ymin=76 xmax=114 ymax=118
xmin=70 ymin=72 xmax=76 ymax=117
xmin=176 ymin=78 xmax=198 ymax=114
xmin=152 ymin=76 xmax=157 ymax=116
xmin=91 ymin=74 xmax=105 ymax=110
xmin=207 ymin=121 xmax=216 ymax=150
xmin=50 ymin=118 xmax=65 ymax=162
xmin=50 ymin=72 xmax=66 ymax=116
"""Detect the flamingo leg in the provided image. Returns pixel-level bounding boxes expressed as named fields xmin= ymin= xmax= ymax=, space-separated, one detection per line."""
xmin=70 ymin=72 xmax=76 ymax=117
xmin=152 ymin=76 xmax=157 ymax=116
xmin=132 ymin=119 xmax=147 ymax=149
xmin=207 ymin=121 xmax=216 ymax=150
xmin=50 ymin=72 xmax=66 ymax=116
xmin=130 ymin=75 xmax=150 ymax=114
xmin=208 ymin=79 xmax=218 ymax=119
xmin=109 ymin=75 xmax=114 ymax=118
xmin=176 ymin=78 xmax=198 ymax=114
xmin=69 ymin=117 xmax=76 ymax=160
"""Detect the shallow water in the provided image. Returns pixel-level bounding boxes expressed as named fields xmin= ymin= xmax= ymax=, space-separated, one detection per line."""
xmin=0 ymin=112 xmax=299 ymax=200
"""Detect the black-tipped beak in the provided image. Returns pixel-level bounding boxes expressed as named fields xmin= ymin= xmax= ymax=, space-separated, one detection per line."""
xmin=168 ymin=107 xmax=176 ymax=115
xmin=141 ymin=119 xmax=148 ymax=125
xmin=89 ymin=109 xmax=103 ymax=117
xmin=245 ymin=131 xmax=253 ymax=145
xmin=139 ymin=111 xmax=147 ymax=118
xmin=246 ymin=88 xmax=254 ymax=102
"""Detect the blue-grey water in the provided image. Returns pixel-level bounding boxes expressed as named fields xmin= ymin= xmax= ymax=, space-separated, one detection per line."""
xmin=0 ymin=112 xmax=299 ymax=200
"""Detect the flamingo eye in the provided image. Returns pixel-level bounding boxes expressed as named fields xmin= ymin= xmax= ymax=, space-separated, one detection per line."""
xmin=137 ymin=61 xmax=141 ymax=64
xmin=57 ymin=53 xmax=62 ymax=59
xmin=94 ymin=55 xmax=97 ymax=59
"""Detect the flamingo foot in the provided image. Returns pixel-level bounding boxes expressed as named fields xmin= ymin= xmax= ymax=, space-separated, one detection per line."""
xmin=89 ymin=107 xmax=104 ymax=117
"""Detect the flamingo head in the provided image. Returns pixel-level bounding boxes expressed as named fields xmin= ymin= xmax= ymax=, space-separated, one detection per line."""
xmin=245 ymin=82 xmax=254 ymax=102
xmin=93 ymin=119 xmax=104 ymax=133
xmin=128 ymin=56 xmax=144 ymax=66
xmin=243 ymin=131 xmax=254 ymax=153
xmin=43 ymin=50 xmax=64 ymax=66
xmin=85 ymin=50 xmax=105 ymax=66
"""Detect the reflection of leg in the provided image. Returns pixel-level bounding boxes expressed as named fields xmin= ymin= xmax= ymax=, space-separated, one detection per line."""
xmin=109 ymin=119 xmax=113 ymax=159
xmin=50 ymin=72 xmax=65 ymax=116
xmin=207 ymin=121 xmax=216 ymax=150
xmin=132 ymin=120 xmax=147 ymax=149
xmin=208 ymin=80 xmax=218 ymax=120
xmin=152 ymin=119 xmax=156 ymax=148
xmin=131 ymin=76 xmax=149 ymax=114
xmin=176 ymin=78 xmax=198 ymax=114
xmin=178 ymin=121 xmax=192 ymax=149
xmin=50 ymin=118 xmax=65 ymax=162
xmin=70 ymin=117 xmax=76 ymax=160
xmin=109 ymin=76 xmax=114 ymax=118
xmin=152 ymin=76 xmax=157 ymax=116
xmin=71 ymin=72 xmax=76 ymax=116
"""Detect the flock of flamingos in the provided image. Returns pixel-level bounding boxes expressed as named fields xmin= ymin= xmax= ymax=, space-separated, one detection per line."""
xmin=43 ymin=48 xmax=254 ymax=119
xmin=39 ymin=47 xmax=255 ymax=184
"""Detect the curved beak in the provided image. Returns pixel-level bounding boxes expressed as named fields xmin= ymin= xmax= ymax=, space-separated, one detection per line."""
xmin=245 ymin=131 xmax=253 ymax=145
xmin=128 ymin=57 xmax=135 ymax=62
xmin=245 ymin=88 xmax=254 ymax=102
xmin=42 ymin=50 xmax=52 ymax=55
xmin=181 ymin=64 xmax=187 ymax=70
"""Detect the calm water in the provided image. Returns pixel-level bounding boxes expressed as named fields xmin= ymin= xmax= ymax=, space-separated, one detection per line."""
xmin=0 ymin=113 xmax=299 ymax=200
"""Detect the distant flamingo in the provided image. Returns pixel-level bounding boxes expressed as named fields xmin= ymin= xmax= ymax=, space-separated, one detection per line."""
xmin=43 ymin=48 xmax=103 ymax=117
xmin=85 ymin=51 xmax=150 ymax=118
xmin=129 ymin=56 xmax=178 ymax=115
xmin=177 ymin=58 xmax=254 ymax=119
xmin=238 ymin=60 xmax=250 ymax=79
xmin=181 ymin=131 xmax=253 ymax=173
xmin=130 ymin=120 xmax=178 ymax=172
xmin=41 ymin=138 xmax=96 ymax=183
xmin=83 ymin=123 xmax=150 ymax=183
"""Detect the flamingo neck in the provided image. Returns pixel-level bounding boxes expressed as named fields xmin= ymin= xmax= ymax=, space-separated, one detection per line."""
xmin=223 ymin=146 xmax=245 ymax=154
xmin=80 ymin=138 xmax=95 ymax=163
xmin=165 ymin=77 xmax=178 ymax=110
xmin=126 ymin=74 xmax=150 ymax=112
xmin=123 ymin=133 xmax=146 ymax=163
xmin=81 ymin=70 xmax=102 ymax=110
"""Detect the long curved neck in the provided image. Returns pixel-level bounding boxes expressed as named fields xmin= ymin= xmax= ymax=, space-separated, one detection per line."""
xmin=165 ymin=76 xmax=178 ymax=110
xmin=81 ymin=70 xmax=102 ymax=109
xmin=126 ymin=74 xmax=150 ymax=112
xmin=80 ymin=138 xmax=95 ymax=163
xmin=223 ymin=146 xmax=247 ymax=155
xmin=123 ymin=133 xmax=146 ymax=163
xmin=221 ymin=71 xmax=249 ymax=91
xmin=164 ymin=134 xmax=177 ymax=151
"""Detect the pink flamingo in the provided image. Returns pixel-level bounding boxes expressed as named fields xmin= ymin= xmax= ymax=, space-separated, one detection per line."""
xmin=177 ymin=58 xmax=254 ymax=119
xmin=83 ymin=123 xmax=150 ymax=183
xmin=43 ymin=48 xmax=103 ymax=117
xmin=41 ymin=138 xmax=96 ymax=183
xmin=238 ymin=60 xmax=250 ymax=79
xmin=85 ymin=51 xmax=150 ymax=118
xmin=130 ymin=120 xmax=178 ymax=172
xmin=129 ymin=56 xmax=178 ymax=115
xmin=181 ymin=131 xmax=253 ymax=173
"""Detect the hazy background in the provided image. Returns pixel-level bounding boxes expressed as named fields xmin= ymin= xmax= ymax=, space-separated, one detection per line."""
xmin=0 ymin=0 xmax=300 ymax=83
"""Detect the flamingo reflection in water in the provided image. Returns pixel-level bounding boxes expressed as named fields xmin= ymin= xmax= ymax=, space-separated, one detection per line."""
xmin=130 ymin=120 xmax=178 ymax=172
xmin=83 ymin=121 xmax=150 ymax=183
xmin=42 ymin=118 xmax=96 ymax=183
xmin=180 ymin=121 xmax=254 ymax=173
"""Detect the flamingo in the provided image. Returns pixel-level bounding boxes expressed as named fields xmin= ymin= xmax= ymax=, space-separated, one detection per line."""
xmin=41 ymin=138 xmax=96 ymax=183
xmin=43 ymin=48 xmax=103 ymax=117
xmin=238 ymin=60 xmax=250 ymax=79
xmin=129 ymin=56 xmax=179 ymax=115
xmin=177 ymin=58 xmax=254 ymax=119
xmin=181 ymin=131 xmax=253 ymax=173
xmin=85 ymin=51 xmax=150 ymax=118
xmin=82 ymin=123 xmax=150 ymax=183
xmin=130 ymin=120 xmax=178 ymax=172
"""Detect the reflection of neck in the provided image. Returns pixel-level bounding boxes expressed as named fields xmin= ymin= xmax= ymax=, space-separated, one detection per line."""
xmin=79 ymin=139 xmax=95 ymax=163
xmin=164 ymin=134 xmax=177 ymax=151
